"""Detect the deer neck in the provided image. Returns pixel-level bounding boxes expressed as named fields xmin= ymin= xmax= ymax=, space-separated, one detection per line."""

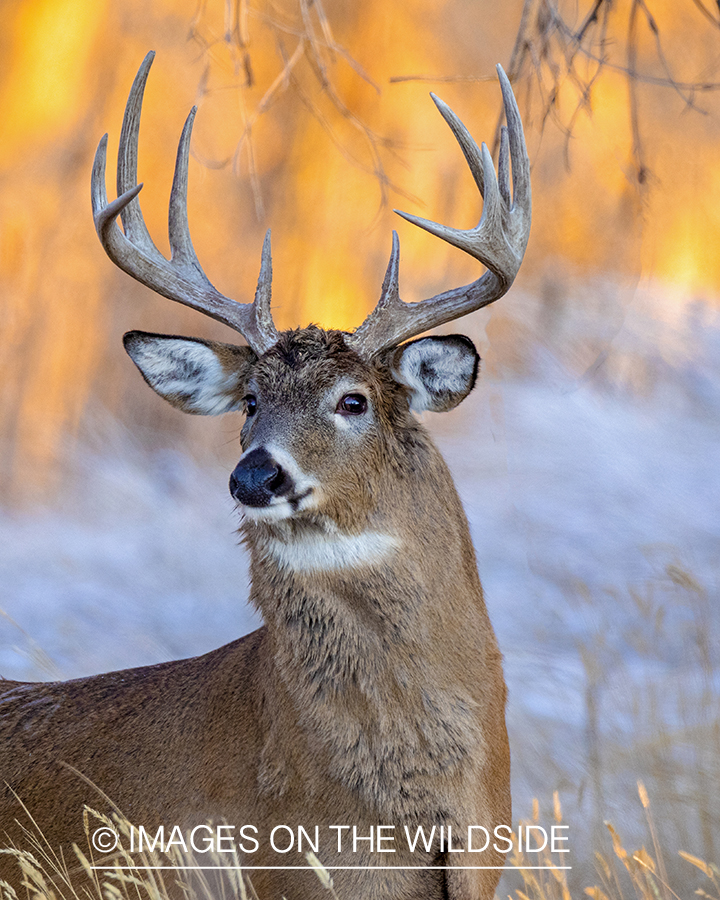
xmin=241 ymin=441 xmax=492 ymax=819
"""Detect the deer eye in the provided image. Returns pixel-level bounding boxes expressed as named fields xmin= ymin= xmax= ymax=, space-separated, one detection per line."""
xmin=337 ymin=393 xmax=367 ymax=416
xmin=244 ymin=395 xmax=258 ymax=417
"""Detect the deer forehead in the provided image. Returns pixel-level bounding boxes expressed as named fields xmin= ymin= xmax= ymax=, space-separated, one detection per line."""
xmin=249 ymin=364 xmax=377 ymax=406
xmin=248 ymin=328 xmax=385 ymax=393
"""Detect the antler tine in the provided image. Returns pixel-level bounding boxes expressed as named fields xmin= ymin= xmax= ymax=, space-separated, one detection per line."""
xmin=346 ymin=64 xmax=531 ymax=359
xmin=498 ymin=66 xmax=531 ymax=213
xmin=168 ymin=105 xmax=209 ymax=275
xmin=429 ymin=91 xmax=486 ymax=197
xmin=497 ymin=125 xmax=511 ymax=208
xmin=117 ymin=51 xmax=159 ymax=256
xmin=380 ymin=229 xmax=401 ymax=305
xmin=253 ymin=229 xmax=276 ymax=341
xmin=91 ymin=52 xmax=279 ymax=357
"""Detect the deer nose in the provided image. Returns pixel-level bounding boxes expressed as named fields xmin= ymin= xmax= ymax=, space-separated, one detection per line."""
xmin=229 ymin=447 xmax=294 ymax=507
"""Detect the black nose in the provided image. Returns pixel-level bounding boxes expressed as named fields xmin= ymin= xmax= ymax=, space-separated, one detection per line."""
xmin=229 ymin=447 xmax=294 ymax=507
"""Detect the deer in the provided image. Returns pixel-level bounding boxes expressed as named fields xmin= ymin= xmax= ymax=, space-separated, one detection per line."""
xmin=0 ymin=52 xmax=530 ymax=900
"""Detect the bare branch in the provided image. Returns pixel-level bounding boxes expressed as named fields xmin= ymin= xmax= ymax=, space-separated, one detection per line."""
xmin=389 ymin=0 xmax=720 ymax=195
xmin=689 ymin=0 xmax=720 ymax=28
xmin=189 ymin=0 xmax=391 ymax=215
xmin=627 ymin=0 xmax=647 ymax=186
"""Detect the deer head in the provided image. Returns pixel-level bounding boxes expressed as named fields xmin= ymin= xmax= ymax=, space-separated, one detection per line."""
xmin=91 ymin=53 xmax=530 ymax=533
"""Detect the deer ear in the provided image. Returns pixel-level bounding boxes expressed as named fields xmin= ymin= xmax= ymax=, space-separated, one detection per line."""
xmin=123 ymin=331 xmax=256 ymax=415
xmin=390 ymin=335 xmax=479 ymax=413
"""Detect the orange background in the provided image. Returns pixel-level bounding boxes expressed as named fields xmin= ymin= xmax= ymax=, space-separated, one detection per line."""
xmin=1 ymin=0 xmax=719 ymax=496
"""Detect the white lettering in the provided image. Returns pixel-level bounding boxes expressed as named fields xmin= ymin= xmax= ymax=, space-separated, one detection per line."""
xmin=270 ymin=825 xmax=294 ymax=853
xmin=492 ymin=825 xmax=514 ymax=854
xmin=190 ymin=825 xmax=213 ymax=853
xmin=377 ymin=826 xmax=396 ymax=853
xmin=239 ymin=825 xmax=259 ymax=854
xmin=468 ymin=826 xmax=490 ymax=852
xmin=352 ymin=826 xmax=374 ymax=853
xmin=298 ymin=826 xmax=319 ymax=853
xmin=404 ymin=824 xmax=435 ymax=853
xmin=551 ymin=825 xmax=569 ymax=853
xmin=329 ymin=825 xmax=349 ymax=852
xmin=165 ymin=825 xmax=188 ymax=852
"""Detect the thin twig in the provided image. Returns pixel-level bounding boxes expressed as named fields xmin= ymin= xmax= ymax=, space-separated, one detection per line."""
xmin=190 ymin=0 xmax=395 ymax=215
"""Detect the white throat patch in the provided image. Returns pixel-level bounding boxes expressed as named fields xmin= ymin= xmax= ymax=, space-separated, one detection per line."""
xmin=263 ymin=529 xmax=401 ymax=574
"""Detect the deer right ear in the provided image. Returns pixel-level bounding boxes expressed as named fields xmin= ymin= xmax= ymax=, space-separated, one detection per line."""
xmin=389 ymin=335 xmax=480 ymax=413
xmin=123 ymin=331 xmax=256 ymax=415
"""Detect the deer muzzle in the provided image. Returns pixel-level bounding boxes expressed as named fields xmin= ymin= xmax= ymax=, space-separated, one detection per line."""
xmin=229 ymin=447 xmax=294 ymax=507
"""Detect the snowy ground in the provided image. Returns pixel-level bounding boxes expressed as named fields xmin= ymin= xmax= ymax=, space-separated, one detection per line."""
xmin=1 ymin=280 xmax=718 ymax=888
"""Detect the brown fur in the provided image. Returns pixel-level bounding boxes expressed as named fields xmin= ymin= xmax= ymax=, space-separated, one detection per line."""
xmin=0 ymin=328 xmax=510 ymax=900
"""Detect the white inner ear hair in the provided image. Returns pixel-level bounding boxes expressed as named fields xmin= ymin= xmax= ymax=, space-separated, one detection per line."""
xmin=139 ymin=340 xmax=242 ymax=414
xmin=396 ymin=340 xmax=475 ymax=413
xmin=263 ymin=530 xmax=401 ymax=574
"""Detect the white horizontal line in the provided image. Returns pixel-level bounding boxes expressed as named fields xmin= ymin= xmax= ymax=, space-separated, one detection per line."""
xmin=90 ymin=865 xmax=572 ymax=871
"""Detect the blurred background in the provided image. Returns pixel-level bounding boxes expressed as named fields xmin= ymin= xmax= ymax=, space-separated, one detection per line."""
xmin=1 ymin=0 xmax=719 ymax=895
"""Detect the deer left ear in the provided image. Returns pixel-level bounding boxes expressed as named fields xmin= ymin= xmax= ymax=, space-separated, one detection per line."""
xmin=389 ymin=335 xmax=480 ymax=413
xmin=123 ymin=331 xmax=256 ymax=415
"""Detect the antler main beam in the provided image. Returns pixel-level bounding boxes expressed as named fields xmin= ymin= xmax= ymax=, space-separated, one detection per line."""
xmin=346 ymin=65 xmax=531 ymax=359
xmin=91 ymin=51 xmax=278 ymax=357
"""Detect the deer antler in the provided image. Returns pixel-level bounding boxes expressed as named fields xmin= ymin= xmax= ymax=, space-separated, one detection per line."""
xmin=91 ymin=51 xmax=279 ymax=357
xmin=346 ymin=65 xmax=531 ymax=359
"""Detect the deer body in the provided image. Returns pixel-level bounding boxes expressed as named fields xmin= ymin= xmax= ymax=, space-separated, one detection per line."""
xmin=1 ymin=333 xmax=508 ymax=899
xmin=0 ymin=52 xmax=530 ymax=900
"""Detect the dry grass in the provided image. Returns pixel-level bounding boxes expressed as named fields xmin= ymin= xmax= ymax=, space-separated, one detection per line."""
xmin=1 ymin=804 xmax=253 ymax=900
xmin=508 ymin=787 xmax=720 ymax=899
xmin=502 ymin=556 xmax=720 ymax=895
xmin=1 ymin=793 xmax=718 ymax=900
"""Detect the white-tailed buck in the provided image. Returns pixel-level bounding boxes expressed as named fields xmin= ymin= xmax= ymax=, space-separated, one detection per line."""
xmin=0 ymin=53 xmax=530 ymax=900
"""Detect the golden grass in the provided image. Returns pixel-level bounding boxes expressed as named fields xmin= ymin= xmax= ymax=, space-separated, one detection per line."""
xmin=1 ymin=790 xmax=718 ymax=900
xmin=1 ymin=804 xmax=253 ymax=900
xmin=508 ymin=785 xmax=720 ymax=900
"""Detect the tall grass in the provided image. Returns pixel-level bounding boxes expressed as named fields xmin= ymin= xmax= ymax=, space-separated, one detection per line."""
xmin=507 ymin=787 xmax=720 ymax=900
xmin=2 ymin=793 xmax=717 ymax=900
xmin=502 ymin=557 xmax=719 ymax=895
